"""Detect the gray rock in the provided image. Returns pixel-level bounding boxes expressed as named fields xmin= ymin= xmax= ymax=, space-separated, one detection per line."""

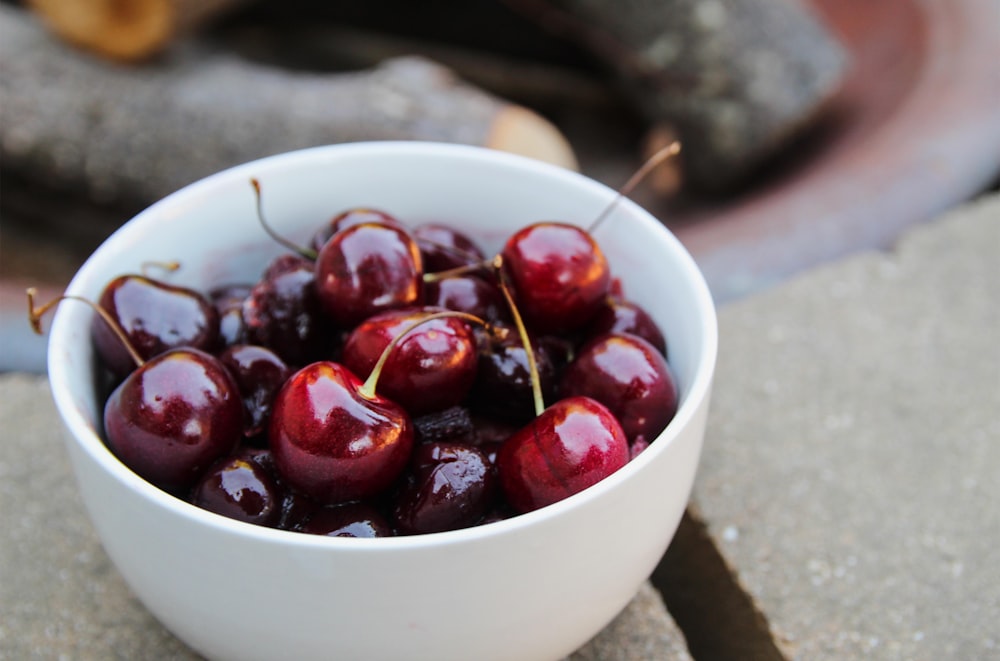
xmin=0 ymin=373 xmax=196 ymax=660
xmin=567 ymin=582 xmax=692 ymax=661
xmin=693 ymin=194 xmax=1000 ymax=659
xmin=0 ymin=373 xmax=690 ymax=660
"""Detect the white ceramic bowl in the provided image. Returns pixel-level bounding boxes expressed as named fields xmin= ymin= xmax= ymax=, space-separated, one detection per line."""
xmin=47 ymin=142 xmax=717 ymax=661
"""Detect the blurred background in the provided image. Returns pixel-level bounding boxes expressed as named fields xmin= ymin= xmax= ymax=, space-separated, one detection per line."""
xmin=2 ymin=0 xmax=999 ymax=371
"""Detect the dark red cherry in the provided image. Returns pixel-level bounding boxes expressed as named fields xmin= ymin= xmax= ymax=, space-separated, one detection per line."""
xmin=311 ymin=208 xmax=404 ymax=253
xmin=314 ymin=222 xmax=424 ymax=328
xmin=243 ymin=254 xmax=331 ymax=367
xmin=269 ymin=362 xmax=414 ymax=505
xmin=497 ymin=396 xmax=628 ymax=513
xmin=209 ymin=284 xmax=252 ymax=348
xmin=630 ymin=436 xmax=651 ymax=460
xmin=341 ymin=307 xmax=478 ymax=415
xmin=392 ymin=442 xmax=497 ymax=535
xmin=559 ymin=333 xmax=678 ymax=444
xmin=468 ymin=323 xmax=557 ymax=424
xmin=103 ymin=348 xmax=243 ymax=491
xmin=585 ymin=298 xmax=667 ymax=357
xmin=470 ymin=415 xmax=520 ymax=448
xmin=500 ymin=222 xmax=610 ymax=335
xmin=412 ymin=223 xmax=486 ymax=273
xmin=478 ymin=502 xmax=517 ymax=526
xmin=94 ymin=274 xmax=220 ymax=377
xmin=230 ymin=446 xmax=319 ymax=530
xmin=478 ymin=440 xmax=503 ymax=468
xmin=424 ymin=275 xmax=507 ymax=322
xmin=190 ymin=452 xmax=282 ymax=527
xmin=218 ymin=344 xmax=291 ymax=440
xmin=300 ymin=502 xmax=393 ymax=538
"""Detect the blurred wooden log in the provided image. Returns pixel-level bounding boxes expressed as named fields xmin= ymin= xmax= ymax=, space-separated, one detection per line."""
xmin=0 ymin=6 xmax=576 ymax=208
xmin=505 ymin=0 xmax=848 ymax=190
xmin=27 ymin=0 xmax=252 ymax=61
xmin=219 ymin=23 xmax=622 ymax=114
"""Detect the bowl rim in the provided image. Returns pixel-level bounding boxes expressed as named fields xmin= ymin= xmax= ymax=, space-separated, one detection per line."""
xmin=47 ymin=140 xmax=718 ymax=551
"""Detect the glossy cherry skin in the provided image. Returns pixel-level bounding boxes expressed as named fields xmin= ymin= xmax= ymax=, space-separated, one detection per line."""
xmin=94 ymin=274 xmax=220 ymax=378
xmin=500 ymin=222 xmax=610 ymax=335
xmin=311 ymin=208 xmax=404 ymax=253
xmin=243 ymin=254 xmax=330 ymax=367
xmin=497 ymin=396 xmax=628 ymax=513
xmin=393 ymin=442 xmax=497 ymax=535
xmin=269 ymin=361 xmax=414 ymax=505
xmin=103 ymin=348 xmax=243 ymax=491
xmin=478 ymin=502 xmax=517 ymax=526
xmin=559 ymin=333 xmax=678 ymax=444
xmin=190 ymin=452 xmax=282 ymax=527
xmin=341 ymin=307 xmax=478 ymax=415
xmin=424 ymin=275 xmax=506 ymax=322
xmin=412 ymin=223 xmax=486 ymax=273
xmin=468 ymin=323 xmax=557 ymax=424
xmin=209 ymin=284 xmax=252 ymax=348
xmin=218 ymin=344 xmax=291 ymax=440
xmin=315 ymin=222 xmax=424 ymax=328
xmin=585 ymin=298 xmax=667 ymax=357
xmin=230 ymin=446 xmax=319 ymax=530
xmin=300 ymin=502 xmax=393 ymax=538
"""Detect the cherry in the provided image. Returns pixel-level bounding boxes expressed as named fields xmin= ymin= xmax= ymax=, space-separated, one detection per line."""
xmin=209 ymin=284 xmax=252 ymax=348
xmin=218 ymin=344 xmax=291 ymax=440
xmin=242 ymin=254 xmax=331 ymax=367
xmin=475 ymin=440 xmax=502 ymax=469
xmin=190 ymin=451 xmax=282 ymax=527
xmin=499 ymin=222 xmax=610 ymax=335
xmin=314 ymin=222 xmax=424 ymax=328
xmin=585 ymin=298 xmax=667 ymax=357
xmin=29 ymin=289 xmax=242 ymax=493
xmin=94 ymin=274 xmax=220 ymax=378
xmin=311 ymin=208 xmax=404 ymax=253
xmin=478 ymin=502 xmax=517 ymax=526
xmin=300 ymin=502 xmax=393 ymax=538
xmin=630 ymin=436 xmax=651 ymax=460
xmin=103 ymin=347 xmax=244 ymax=491
xmin=392 ymin=442 xmax=496 ymax=535
xmin=341 ymin=307 xmax=478 ymax=415
xmin=469 ymin=415 xmax=520 ymax=448
xmin=269 ymin=362 xmax=414 ymax=505
xmin=229 ymin=446 xmax=319 ymax=530
xmin=412 ymin=223 xmax=486 ymax=273
xmin=468 ymin=322 xmax=558 ymax=424
xmin=496 ymin=396 xmax=628 ymax=513
xmin=424 ymin=274 xmax=507 ymax=322
xmin=559 ymin=333 xmax=678 ymax=445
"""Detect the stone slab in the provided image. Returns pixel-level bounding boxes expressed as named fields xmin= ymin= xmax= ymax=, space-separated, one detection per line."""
xmin=693 ymin=194 xmax=1000 ymax=658
xmin=0 ymin=373 xmax=690 ymax=661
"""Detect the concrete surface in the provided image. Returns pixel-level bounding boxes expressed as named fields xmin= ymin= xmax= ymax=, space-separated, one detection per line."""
xmin=692 ymin=193 xmax=1000 ymax=659
xmin=0 ymin=373 xmax=691 ymax=661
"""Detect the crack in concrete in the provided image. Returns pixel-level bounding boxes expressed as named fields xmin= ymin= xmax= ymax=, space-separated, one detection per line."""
xmin=651 ymin=507 xmax=787 ymax=661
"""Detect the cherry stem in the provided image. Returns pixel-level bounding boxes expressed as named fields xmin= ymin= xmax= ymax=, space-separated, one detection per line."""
xmin=421 ymin=259 xmax=493 ymax=284
xmin=492 ymin=255 xmax=545 ymax=417
xmin=358 ymin=310 xmax=489 ymax=401
xmin=587 ymin=140 xmax=682 ymax=234
xmin=140 ymin=260 xmax=181 ymax=277
xmin=250 ymin=178 xmax=318 ymax=261
xmin=26 ymin=288 xmax=146 ymax=368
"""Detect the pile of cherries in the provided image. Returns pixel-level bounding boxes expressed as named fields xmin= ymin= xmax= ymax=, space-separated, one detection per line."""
xmin=36 ymin=190 xmax=680 ymax=538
